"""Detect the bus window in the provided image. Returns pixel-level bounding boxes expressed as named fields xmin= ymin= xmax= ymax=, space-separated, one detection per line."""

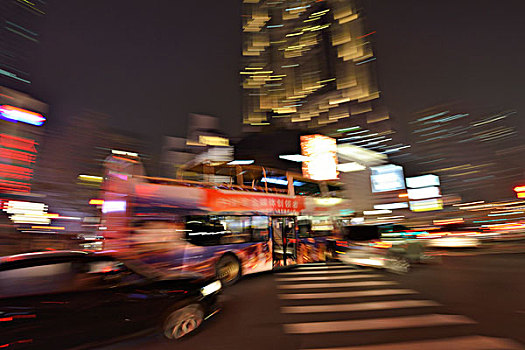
xmin=311 ymin=216 xmax=333 ymax=237
xmin=297 ymin=217 xmax=311 ymax=238
xmin=220 ymin=216 xmax=251 ymax=244
xmin=185 ymin=216 xmax=225 ymax=246
xmin=185 ymin=216 xmax=253 ymax=246
xmin=251 ymin=216 xmax=269 ymax=242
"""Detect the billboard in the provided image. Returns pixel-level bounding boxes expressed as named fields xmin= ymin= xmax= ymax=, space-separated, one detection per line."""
xmin=300 ymin=134 xmax=338 ymax=181
xmin=370 ymin=164 xmax=405 ymax=193
xmin=409 ymin=198 xmax=444 ymax=212
xmin=407 ymin=186 xmax=441 ymax=200
xmin=406 ymin=174 xmax=440 ymax=188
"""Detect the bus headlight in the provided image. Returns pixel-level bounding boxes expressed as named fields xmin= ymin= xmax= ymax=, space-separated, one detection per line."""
xmin=201 ymin=280 xmax=221 ymax=297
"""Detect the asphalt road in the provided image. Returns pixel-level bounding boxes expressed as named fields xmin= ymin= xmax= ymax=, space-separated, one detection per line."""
xmin=100 ymin=253 xmax=525 ymax=350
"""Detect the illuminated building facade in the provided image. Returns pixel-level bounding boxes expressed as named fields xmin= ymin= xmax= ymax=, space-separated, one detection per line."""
xmin=241 ymin=0 xmax=407 ymax=156
xmin=33 ymin=111 xmax=145 ymax=218
xmin=408 ymin=105 xmax=522 ymax=200
xmin=0 ymin=0 xmax=46 ymax=91
xmin=161 ymin=114 xmax=232 ymax=179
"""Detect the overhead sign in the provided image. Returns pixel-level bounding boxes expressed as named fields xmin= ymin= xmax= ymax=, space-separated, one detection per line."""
xmin=370 ymin=164 xmax=405 ymax=193
xmin=406 ymin=174 xmax=440 ymax=188
xmin=300 ymin=134 xmax=339 ymax=181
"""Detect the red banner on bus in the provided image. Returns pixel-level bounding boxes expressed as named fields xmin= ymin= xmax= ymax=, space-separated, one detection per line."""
xmin=205 ymin=189 xmax=305 ymax=214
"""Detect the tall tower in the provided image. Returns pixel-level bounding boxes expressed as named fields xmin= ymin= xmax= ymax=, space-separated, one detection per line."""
xmin=241 ymin=0 xmax=389 ymax=136
xmin=0 ymin=0 xmax=46 ymax=91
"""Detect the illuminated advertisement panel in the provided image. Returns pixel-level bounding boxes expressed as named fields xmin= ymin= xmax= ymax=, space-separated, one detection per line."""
xmin=406 ymin=174 xmax=440 ymax=188
xmin=0 ymin=133 xmax=38 ymax=194
xmin=370 ymin=164 xmax=405 ymax=193
xmin=409 ymin=198 xmax=444 ymax=212
xmin=300 ymin=134 xmax=339 ymax=181
xmin=407 ymin=186 xmax=441 ymax=200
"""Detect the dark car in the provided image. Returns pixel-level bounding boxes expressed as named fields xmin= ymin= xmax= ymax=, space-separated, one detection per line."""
xmin=0 ymin=250 xmax=221 ymax=349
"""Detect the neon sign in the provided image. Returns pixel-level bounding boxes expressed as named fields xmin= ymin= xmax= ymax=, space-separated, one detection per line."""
xmin=0 ymin=134 xmax=38 ymax=195
xmin=0 ymin=105 xmax=46 ymax=126
xmin=300 ymin=134 xmax=339 ymax=181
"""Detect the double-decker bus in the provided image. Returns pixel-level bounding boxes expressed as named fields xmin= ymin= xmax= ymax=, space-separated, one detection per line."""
xmin=99 ymin=153 xmax=349 ymax=285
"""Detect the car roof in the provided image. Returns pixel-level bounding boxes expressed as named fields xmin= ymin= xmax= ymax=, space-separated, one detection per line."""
xmin=0 ymin=250 xmax=92 ymax=265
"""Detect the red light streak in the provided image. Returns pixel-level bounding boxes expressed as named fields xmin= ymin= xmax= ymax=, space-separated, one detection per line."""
xmin=0 ymin=148 xmax=36 ymax=163
xmin=13 ymin=314 xmax=36 ymax=319
xmin=0 ymin=180 xmax=31 ymax=192
xmin=0 ymin=164 xmax=33 ymax=180
xmin=357 ymin=31 xmax=376 ymax=39
xmin=0 ymin=93 xmax=14 ymax=100
xmin=513 ymin=186 xmax=525 ymax=192
xmin=0 ymin=134 xmax=37 ymax=153
xmin=41 ymin=301 xmax=69 ymax=304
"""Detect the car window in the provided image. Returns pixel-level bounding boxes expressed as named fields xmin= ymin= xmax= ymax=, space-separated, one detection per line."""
xmin=0 ymin=257 xmax=144 ymax=298
xmin=0 ymin=262 xmax=75 ymax=298
xmin=71 ymin=259 xmax=144 ymax=289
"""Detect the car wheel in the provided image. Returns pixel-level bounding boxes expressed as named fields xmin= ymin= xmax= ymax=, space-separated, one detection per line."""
xmin=163 ymin=304 xmax=204 ymax=340
xmin=216 ymin=254 xmax=241 ymax=286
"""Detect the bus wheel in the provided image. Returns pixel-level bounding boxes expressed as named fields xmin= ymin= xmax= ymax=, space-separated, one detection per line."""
xmin=216 ymin=254 xmax=241 ymax=286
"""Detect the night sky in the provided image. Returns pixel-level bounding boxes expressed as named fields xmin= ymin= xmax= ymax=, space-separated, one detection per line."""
xmin=31 ymin=1 xmax=525 ymax=147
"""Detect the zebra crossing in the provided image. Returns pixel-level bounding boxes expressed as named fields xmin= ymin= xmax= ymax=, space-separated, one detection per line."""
xmin=275 ymin=263 xmax=523 ymax=350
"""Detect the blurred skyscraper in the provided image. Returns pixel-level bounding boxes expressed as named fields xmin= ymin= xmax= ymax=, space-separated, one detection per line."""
xmin=161 ymin=113 xmax=232 ymax=179
xmin=407 ymin=104 xmax=521 ymax=200
xmin=240 ymin=0 xmax=406 ymax=156
xmin=0 ymin=0 xmax=46 ymax=92
xmin=34 ymin=111 xmax=145 ymax=218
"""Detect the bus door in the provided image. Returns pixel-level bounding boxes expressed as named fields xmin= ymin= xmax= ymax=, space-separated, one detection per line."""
xmin=271 ymin=217 xmax=297 ymax=267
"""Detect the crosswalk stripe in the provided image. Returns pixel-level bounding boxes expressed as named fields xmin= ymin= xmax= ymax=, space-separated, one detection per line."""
xmin=277 ymin=269 xmax=372 ymax=276
xmin=283 ymin=314 xmax=476 ymax=334
xmin=276 ymin=274 xmax=381 ymax=282
xmin=278 ymin=289 xmax=418 ymax=300
xmin=278 ymin=281 xmax=397 ymax=289
xmin=301 ymin=335 xmax=524 ymax=350
xmin=281 ymin=299 xmax=440 ymax=313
